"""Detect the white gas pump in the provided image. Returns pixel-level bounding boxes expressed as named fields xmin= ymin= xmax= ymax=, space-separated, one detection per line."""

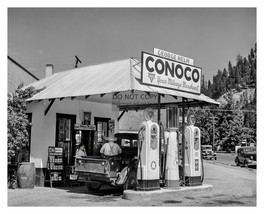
xmin=137 ymin=108 xmax=160 ymax=191
xmin=184 ymin=114 xmax=202 ymax=186
xmin=164 ymin=128 xmax=180 ymax=188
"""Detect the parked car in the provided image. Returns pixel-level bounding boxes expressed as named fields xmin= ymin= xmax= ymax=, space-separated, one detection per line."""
xmin=201 ymin=145 xmax=217 ymax=160
xmin=235 ymin=146 xmax=256 ymax=168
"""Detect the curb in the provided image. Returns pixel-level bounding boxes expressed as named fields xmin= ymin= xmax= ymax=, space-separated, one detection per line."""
xmin=122 ymin=184 xmax=213 ymax=201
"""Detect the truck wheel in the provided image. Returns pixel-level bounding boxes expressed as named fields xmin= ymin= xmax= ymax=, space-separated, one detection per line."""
xmin=86 ymin=182 xmax=102 ymax=191
xmin=123 ymin=171 xmax=136 ymax=191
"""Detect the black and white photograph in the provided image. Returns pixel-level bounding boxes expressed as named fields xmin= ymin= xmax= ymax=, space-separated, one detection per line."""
xmin=3 ymin=0 xmax=263 ymax=210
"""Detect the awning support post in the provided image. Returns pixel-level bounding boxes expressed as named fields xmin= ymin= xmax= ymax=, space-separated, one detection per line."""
xmin=158 ymin=93 xmax=162 ymax=182
xmin=45 ymin=99 xmax=55 ymax=116
xmin=182 ymin=97 xmax=186 ymax=186
xmin=158 ymin=93 xmax=161 ymax=122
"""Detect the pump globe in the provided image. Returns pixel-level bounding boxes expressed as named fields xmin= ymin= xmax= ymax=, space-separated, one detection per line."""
xmin=187 ymin=114 xmax=195 ymax=125
xmin=143 ymin=108 xmax=155 ymax=121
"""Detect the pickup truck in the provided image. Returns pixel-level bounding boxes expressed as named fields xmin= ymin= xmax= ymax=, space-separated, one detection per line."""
xmin=75 ymin=133 xmax=138 ymax=191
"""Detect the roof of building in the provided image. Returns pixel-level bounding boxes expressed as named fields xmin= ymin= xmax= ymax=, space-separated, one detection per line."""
xmin=8 ymin=56 xmax=39 ymax=81
xmin=25 ymin=58 xmax=219 ymax=107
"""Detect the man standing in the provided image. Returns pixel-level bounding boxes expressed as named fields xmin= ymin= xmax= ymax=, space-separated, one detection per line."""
xmin=100 ymin=134 xmax=122 ymax=158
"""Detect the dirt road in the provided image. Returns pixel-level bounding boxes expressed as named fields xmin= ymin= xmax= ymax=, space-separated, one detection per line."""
xmin=8 ymin=161 xmax=256 ymax=206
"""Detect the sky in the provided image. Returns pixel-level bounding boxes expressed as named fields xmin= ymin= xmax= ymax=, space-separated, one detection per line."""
xmin=8 ymin=7 xmax=256 ymax=81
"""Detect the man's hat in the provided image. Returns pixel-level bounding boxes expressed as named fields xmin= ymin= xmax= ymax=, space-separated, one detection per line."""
xmin=105 ymin=134 xmax=117 ymax=142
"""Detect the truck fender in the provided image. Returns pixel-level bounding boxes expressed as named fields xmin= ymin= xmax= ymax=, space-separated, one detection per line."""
xmin=115 ymin=166 xmax=130 ymax=185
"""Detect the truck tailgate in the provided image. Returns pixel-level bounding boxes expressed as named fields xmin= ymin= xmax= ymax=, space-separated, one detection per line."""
xmin=75 ymin=157 xmax=109 ymax=175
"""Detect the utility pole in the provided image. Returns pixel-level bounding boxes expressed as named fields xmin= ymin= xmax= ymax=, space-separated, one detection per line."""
xmin=213 ymin=116 xmax=215 ymax=151
xmin=210 ymin=115 xmax=217 ymax=151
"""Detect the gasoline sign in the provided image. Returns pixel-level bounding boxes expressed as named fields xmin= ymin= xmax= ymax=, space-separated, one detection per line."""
xmin=141 ymin=52 xmax=202 ymax=94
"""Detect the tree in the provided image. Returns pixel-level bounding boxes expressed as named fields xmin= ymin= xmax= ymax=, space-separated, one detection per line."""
xmin=227 ymin=61 xmax=235 ymax=90
xmin=7 ymin=83 xmax=44 ymax=162
xmin=248 ymin=44 xmax=257 ymax=87
xmin=201 ymin=75 xmax=212 ymax=97
xmin=235 ymin=54 xmax=243 ymax=85
xmin=241 ymin=57 xmax=250 ymax=86
xmin=201 ymin=74 xmax=206 ymax=94
xmin=215 ymin=90 xmax=256 ymax=150
xmin=211 ymin=69 xmax=226 ymax=99
xmin=198 ymin=44 xmax=257 ymax=149
xmin=194 ymin=108 xmax=213 ymax=145
xmin=222 ymin=68 xmax=228 ymax=92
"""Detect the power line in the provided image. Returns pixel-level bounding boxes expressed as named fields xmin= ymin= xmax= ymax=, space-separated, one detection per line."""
xmin=197 ymin=108 xmax=256 ymax=113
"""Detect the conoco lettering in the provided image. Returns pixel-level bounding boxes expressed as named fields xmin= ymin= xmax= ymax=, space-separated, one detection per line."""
xmin=144 ymin=55 xmax=200 ymax=83
xmin=146 ymin=56 xmax=154 ymax=72
xmin=155 ymin=59 xmax=164 ymax=75
xmin=165 ymin=61 xmax=174 ymax=77
xmin=175 ymin=64 xmax=183 ymax=79
xmin=192 ymin=69 xmax=200 ymax=83
xmin=184 ymin=66 xmax=191 ymax=81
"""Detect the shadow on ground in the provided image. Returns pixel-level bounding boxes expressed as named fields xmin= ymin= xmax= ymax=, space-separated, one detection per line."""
xmin=49 ymin=183 xmax=123 ymax=197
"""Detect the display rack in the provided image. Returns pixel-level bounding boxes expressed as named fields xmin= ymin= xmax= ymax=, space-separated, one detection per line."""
xmin=45 ymin=146 xmax=64 ymax=188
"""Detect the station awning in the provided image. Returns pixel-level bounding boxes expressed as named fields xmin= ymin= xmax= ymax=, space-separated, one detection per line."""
xmin=26 ymin=58 xmax=219 ymax=107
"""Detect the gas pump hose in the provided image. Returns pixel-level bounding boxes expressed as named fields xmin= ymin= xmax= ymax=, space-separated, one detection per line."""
xmin=184 ymin=144 xmax=191 ymax=185
xmin=201 ymin=147 xmax=204 ymax=183
xmin=159 ymin=121 xmax=167 ymax=184
xmin=136 ymin=127 xmax=144 ymax=188
xmin=181 ymin=143 xmax=204 ymax=185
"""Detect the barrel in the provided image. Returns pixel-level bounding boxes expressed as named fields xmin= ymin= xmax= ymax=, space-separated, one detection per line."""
xmin=17 ymin=162 xmax=36 ymax=188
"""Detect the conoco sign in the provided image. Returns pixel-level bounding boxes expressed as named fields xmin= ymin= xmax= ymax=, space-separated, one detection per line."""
xmin=141 ymin=52 xmax=202 ymax=94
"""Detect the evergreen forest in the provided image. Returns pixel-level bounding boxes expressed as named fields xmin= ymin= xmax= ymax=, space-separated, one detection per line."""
xmin=194 ymin=44 xmax=256 ymax=151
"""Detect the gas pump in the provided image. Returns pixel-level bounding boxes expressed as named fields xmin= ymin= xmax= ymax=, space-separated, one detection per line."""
xmin=164 ymin=128 xmax=180 ymax=188
xmin=137 ymin=108 xmax=160 ymax=191
xmin=184 ymin=114 xmax=203 ymax=186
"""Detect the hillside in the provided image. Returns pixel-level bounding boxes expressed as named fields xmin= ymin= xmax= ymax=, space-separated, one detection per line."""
xmin=217 ymin=88 xmax=256 ymax=107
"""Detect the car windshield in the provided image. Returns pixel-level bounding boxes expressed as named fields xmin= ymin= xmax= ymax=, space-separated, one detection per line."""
xmin=121 ymin=139 xmax=138 ymax=148
xmin=244 ymin=147 xmax=256 ymax=153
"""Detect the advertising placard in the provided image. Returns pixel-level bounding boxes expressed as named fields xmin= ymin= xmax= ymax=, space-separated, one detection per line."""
xmin=141 ymin=52 xmax=201 ymax=94
xmin=109 ymin=120 xmax=115 ymax=131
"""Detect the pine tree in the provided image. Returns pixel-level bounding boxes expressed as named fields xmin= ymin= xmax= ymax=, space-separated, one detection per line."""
xmin=200 ymin=44 xmax=257 ymax=149
xmin=248 ymin=44 xmax=256 ymax=87
xmin=222 ymin=68 xmax=228 ymax=92
xmin=227 ymin=61 xmax=235 ymax=90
